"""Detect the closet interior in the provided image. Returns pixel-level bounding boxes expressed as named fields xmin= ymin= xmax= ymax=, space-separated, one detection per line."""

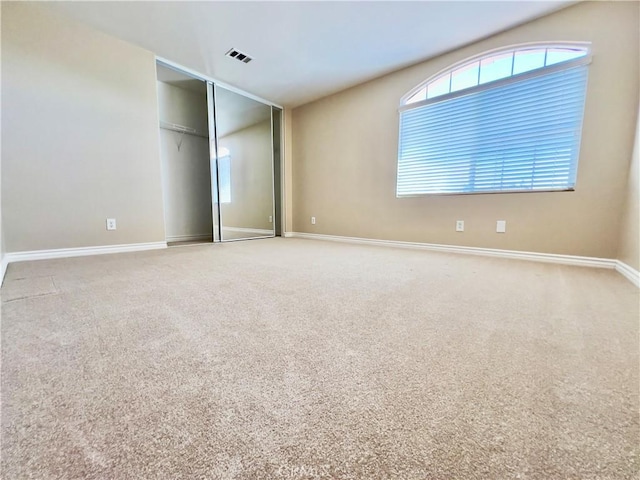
xmin=157 ymin=65 xmax=212 ymax=246
xmin=156 ymin=62 xmax=282 ymax=245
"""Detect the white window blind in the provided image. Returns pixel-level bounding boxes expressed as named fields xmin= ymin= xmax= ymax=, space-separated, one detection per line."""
xmin=397 ymin=64 xmax=588 ymax=196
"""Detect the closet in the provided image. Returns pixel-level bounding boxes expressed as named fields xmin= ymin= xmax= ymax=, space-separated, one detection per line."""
xmin=157 ymin=65 xmax=212 ymax=245
xmin=156 ymin=62 xmax=282 ymax=245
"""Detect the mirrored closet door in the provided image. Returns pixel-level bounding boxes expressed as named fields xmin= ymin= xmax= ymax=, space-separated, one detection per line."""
xmin=214 ymin=86 xmax=275 ymax=241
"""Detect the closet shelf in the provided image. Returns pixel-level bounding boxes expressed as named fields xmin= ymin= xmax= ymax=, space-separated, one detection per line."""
xmin=160 ymin=121 xmax=208 ymax=139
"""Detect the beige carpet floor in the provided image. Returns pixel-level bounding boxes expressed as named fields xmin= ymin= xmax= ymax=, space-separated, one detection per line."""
xmin=1 ymin=238 xmax=638 ymax=479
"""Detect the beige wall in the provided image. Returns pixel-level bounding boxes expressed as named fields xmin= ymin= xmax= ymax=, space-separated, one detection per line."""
xmin=284 ymin=108 xmax=294 ymax=233
xmin=617 ymin=105 xmax=640 ymax=271
xmin=0 ymin=0 xmax=4 ymax=274
xmin=219 ymin=120 xmax=274 ymax=232
xmin=292 ymin=1 xmax=639 ymax=258
xmin=1 ymin=3 xmax=165 ymax=252
xmin=158 ymin=81 xmax=213 ymax=242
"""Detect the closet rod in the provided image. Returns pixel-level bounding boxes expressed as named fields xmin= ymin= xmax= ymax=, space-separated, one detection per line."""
xmin=160 ymin=121 xmax=208 ymax=139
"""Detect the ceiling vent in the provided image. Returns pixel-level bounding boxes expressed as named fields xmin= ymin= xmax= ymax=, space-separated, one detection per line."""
xmin=225 ymin=48 xmax=252 ymax=64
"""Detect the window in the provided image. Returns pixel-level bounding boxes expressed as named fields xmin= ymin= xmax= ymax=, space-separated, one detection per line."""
xmin=398 ymin=44 xmax=590 ymax=196
xmin=218 ymin=147 xmax=231 ymax=203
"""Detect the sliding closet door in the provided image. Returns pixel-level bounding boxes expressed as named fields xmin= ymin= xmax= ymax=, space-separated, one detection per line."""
xmin=214 ymin=86 xmax=275 ymax=241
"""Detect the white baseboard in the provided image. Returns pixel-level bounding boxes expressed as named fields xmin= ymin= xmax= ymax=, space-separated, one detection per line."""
xmin=223 ymin=227 xmax=274 ymax=235
xmin=285 ymin=232 xmax=618 ymax=270
xmin=3 ymin=234 xmax=636 ymax=289
xmin=4 ymin=241 xmax=167 ymax=265
xmin=615 ymin=260 xmax=640 ymax=288
xmin=166 ymin=234 xmax=212 ymax=243
xmin=1 ymin=255 xmax=8 ymax=287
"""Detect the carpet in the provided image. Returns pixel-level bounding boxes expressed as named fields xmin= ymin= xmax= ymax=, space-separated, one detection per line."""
xmin=1 ymin=238 xmax=638 ymax=479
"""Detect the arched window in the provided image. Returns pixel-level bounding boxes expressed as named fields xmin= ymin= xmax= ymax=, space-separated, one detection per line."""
xmin=397 ymin=43 xmax=590 ymax=196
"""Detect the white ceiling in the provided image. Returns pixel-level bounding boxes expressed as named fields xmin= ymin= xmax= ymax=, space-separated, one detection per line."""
xmin=41 ymin=1 xmax=575 ymax=108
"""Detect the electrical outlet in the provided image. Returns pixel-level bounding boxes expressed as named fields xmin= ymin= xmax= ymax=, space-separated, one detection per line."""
xmin=311 ymin=216 xmax=316 ymax=225
xmin=456 ymin=220 xmax=464 ymax=232
xmin=268 ymin=215 xmax=273 ymax=223
xmin=496 ymin=220 xmax=506 ymax=233
xmin=106 ymin=218 xmax=117 ymax=231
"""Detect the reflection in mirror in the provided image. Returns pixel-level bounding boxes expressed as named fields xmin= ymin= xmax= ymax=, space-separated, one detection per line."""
xmin=215 ymin=86 xmax=274 ymax=241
